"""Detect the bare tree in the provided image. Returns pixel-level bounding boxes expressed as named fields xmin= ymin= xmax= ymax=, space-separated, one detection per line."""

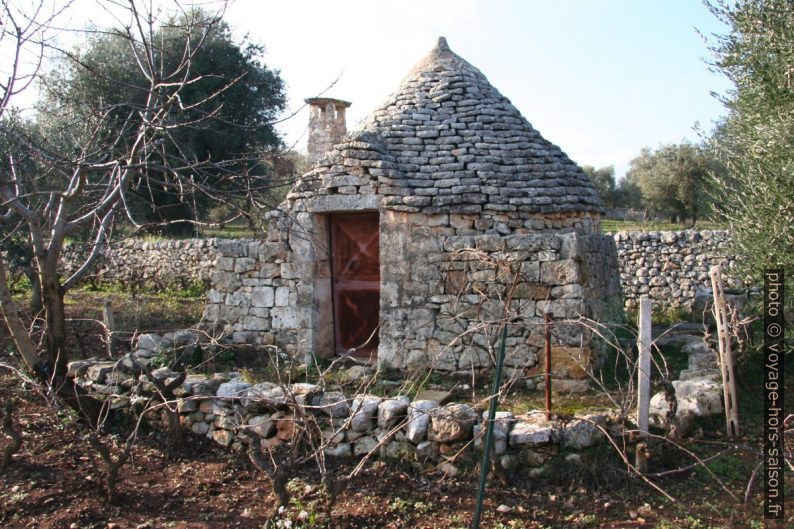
xmin=0 ymin=0 xmax=281 ymax=416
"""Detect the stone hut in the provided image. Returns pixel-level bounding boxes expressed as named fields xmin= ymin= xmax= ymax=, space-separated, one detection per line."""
xmin=204 ymin=37 xmax=623 ymax=378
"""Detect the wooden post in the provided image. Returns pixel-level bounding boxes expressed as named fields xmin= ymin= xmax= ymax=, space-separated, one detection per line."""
xmin=636 ymin=295 xmax=652 ymax=474
xmin=544 ymin=311 xmax=552 ymax=420
xmin=710 ymin=264 xmax=740 ymax=437
xmin=102 ymin=299 xmax=118 ymax=357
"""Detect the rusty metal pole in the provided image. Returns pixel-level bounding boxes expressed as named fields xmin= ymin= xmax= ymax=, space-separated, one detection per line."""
xmin=544 ymin=311 xmax=552 ymax=421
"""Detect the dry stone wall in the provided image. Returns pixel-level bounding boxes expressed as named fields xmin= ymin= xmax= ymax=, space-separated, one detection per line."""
xmin=376 ymin=209 xmax=622 ymax=376
xmin=200 ymin=210 xmax=622 ymax=376
xmin=58 ymin=230 xmax=736 ymax=322
xmin=613 ymin=230 xmax=737 ymax=311
xmin=60 ymin=238 xmax=227 ymax=289
xmin=66 ymin=335 xmax=611 ymax=474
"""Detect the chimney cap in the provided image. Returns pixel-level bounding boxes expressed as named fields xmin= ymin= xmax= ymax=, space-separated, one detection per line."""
xmin=304 ymin=97 xmax=351 ymax=108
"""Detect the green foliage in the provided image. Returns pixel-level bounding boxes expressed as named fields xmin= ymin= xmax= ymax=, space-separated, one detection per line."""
xmin=651 ymin=305 xmax=686 ymax=327
xmin=582 ymin=165 xmax=617 ymax=207
xmin=705 ymin=0 xmax=794 ymax=316
xmin=582 ymin=164 xmax=643 ymax=209
xmin=39 ymin=8 xmax=287 ymax=236
xmin=624 ymin=142 xmax=719 ymax=224
xmin=693 ymin=454 xmax=750 ymax=483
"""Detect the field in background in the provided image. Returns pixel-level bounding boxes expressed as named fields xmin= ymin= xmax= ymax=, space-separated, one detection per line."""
xmin=601 ymin=219 xmax=727 ymax=233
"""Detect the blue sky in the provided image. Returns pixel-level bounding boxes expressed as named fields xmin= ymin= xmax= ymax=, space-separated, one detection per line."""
xmin=45 ymin=1 xmax=732 ymax=179
xmin=223 ymin=0 xmax=732 ymax=179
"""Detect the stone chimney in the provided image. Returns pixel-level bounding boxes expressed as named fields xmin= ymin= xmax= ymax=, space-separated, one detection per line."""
xmin=305 ymin=97 xmax=351 ymax=166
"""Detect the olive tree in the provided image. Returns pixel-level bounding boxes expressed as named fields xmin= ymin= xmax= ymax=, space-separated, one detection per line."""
xmin=706 ymin=0 xmax=794 ymax=310
xmin=624 ymin=142 xmax=716 ymax=225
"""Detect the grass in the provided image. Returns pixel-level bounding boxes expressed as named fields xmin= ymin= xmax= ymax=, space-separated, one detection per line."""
xmin=75 ymin=281 xmax=209 ymax=299
xmin=500 ymin=390 xmax=615 ymax=417
xmin=601 ymin=219 xmax=727 ymax=233
xmin=67 ymin=290 xmax=205 ymax=335
xmin=197 ymin=224 xmax=258 ymax=239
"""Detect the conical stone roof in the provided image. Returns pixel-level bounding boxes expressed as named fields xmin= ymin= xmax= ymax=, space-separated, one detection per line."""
xmin=291 ymin=37 xmax=603 ymax=218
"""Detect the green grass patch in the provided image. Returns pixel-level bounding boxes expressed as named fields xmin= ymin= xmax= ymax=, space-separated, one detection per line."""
xmin=63 ymin=289 xmax=204 ymax=334
xmin=75 ymin=281 xmax=209 ymax=299
xmin=198 ymin=224 xmax=258 ymax=239
xmin=601 ymin=219 xmax=727 ymax=233
xmin=693 ymin=454 xmax=751 ymax=484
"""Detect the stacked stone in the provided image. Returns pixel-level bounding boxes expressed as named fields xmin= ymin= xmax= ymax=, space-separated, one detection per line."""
xmin=204 ymin=222 xmax=621 ymax=373
xmin=284 ymin=37 xmax=603 ymax=235
xmin=60 ymin=238 xmax=225 ymax=290
xmin=66 ymin=332 xmax=610 ymax=472
xmin=203 ymin=239 xmax=306 ymax=352
xmin=613 ymin=230 xmax=740 ymax=310
xmin=378 ymin=226 xmax=620 ymax=376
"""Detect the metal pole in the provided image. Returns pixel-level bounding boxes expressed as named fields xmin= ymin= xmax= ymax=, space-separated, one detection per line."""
xmin=544 ymin=312 xmax=552 ymax=420
xmin=471 ymin=323 xmax=508 ymax=529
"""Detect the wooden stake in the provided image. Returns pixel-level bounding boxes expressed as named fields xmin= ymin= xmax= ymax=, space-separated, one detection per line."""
xmin=636 ymin=295 xmax=652 ymax=474
xmin=710 ymin=264 xmax=740 ymax=438
xmin=102 ymin=299 xmax=118 ymax=357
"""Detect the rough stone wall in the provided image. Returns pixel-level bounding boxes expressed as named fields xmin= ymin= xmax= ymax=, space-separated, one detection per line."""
xmin=60 ymin=238 xmax=227 ymax=289
xmin=202 ymin=237 xmax=306 ymax=353
xmin=201 ymin=209 xmax=622 ymax=375
xmin=377 ymin=209 xmax=621 ymax=375
xmin=613 ymin=230 xmax=738 ymax=311
xmin=67 ymin=343 xmax=611 ymax=470
xmin=59 ymin=229 xmax=737 ymax=326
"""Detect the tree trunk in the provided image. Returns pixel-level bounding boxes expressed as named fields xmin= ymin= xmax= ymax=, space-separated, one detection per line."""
xmin=41 ymin=275 xmax=68 ymax=379
xmin=22 ymin=263 xmax=42 ymax=314
xmin=1 ymin=255 xmax=100 ymax=423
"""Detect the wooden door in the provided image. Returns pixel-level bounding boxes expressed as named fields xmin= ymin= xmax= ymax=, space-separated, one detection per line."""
xmin=330 ymin=212 xmax=380 ymax=357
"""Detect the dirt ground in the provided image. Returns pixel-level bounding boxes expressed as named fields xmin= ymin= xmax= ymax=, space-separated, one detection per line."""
xmin=0 ymin=292 xmax=791 ymax=528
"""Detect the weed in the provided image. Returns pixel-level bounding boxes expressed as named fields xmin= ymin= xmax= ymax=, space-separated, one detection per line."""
xmin=240 ymin=368 xmax=258 ymax=383
xmin=694 ymin=454 xmax=749 ymax=483
xmin=388 ymin=497 xmax=410 ymax=514
xmin=9 ymin=492 xmax=28 ymax=503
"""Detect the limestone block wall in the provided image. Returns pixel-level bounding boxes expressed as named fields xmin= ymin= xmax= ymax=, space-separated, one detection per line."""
xmin=202 ymin=208 xmax=622 ymax=374
xmin=60 ymin=238 xmax=226 ymax=289
xmin=377 ymin=209 xmax=621 ymax=374
xmin=67 ymin=347 xmax=611 ymax=472
xmin=202 ymin=238 xmax=307 ymax=353
xmin=57 ymin=230 xmax=740 ymax=353
xmin=612 ymin=230 xmax=738 ymax=311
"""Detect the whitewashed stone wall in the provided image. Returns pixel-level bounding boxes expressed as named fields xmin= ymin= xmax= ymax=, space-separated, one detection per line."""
xmin=613 ymin=230 xmax=737 ymax=311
